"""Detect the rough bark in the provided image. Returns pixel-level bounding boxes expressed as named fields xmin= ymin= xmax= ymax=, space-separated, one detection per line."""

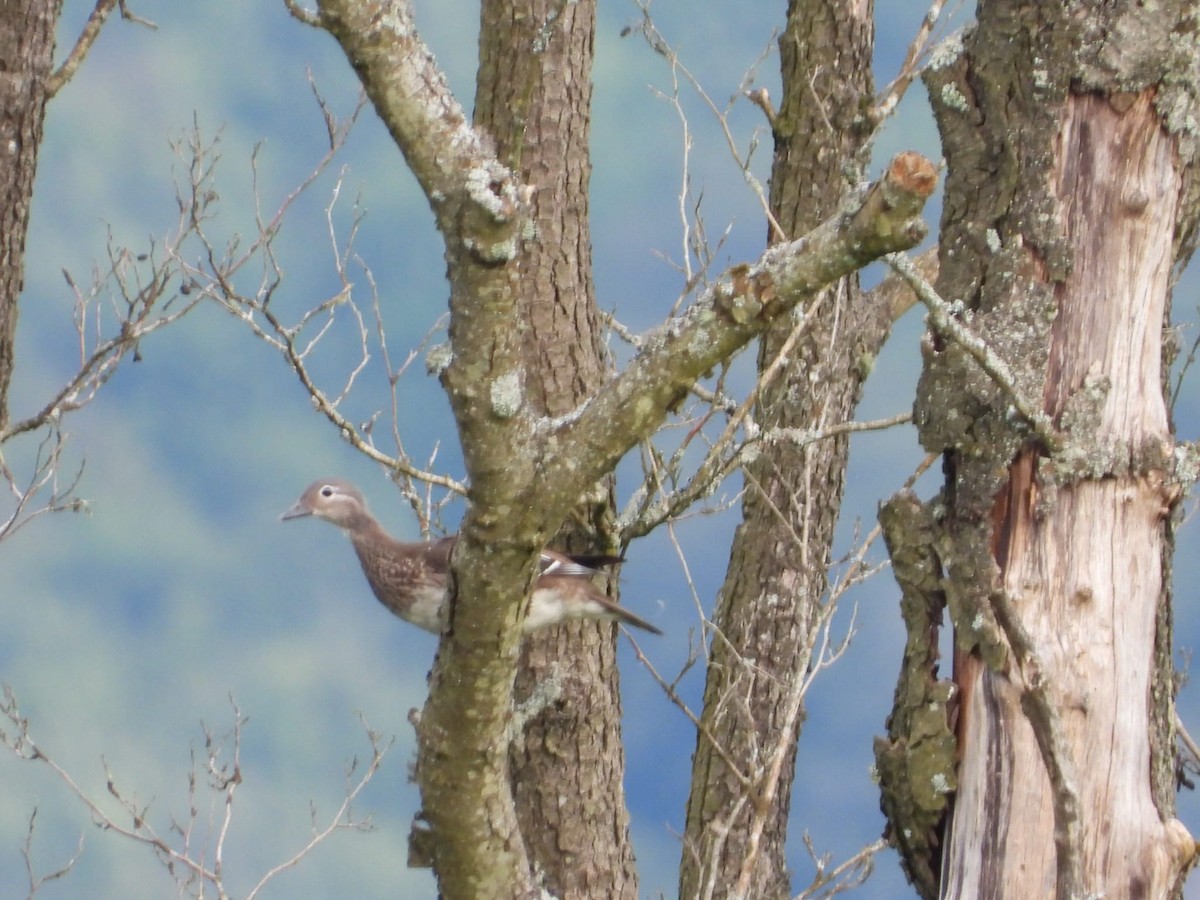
xmin=474 ymin=2 xmax=638 ymax=896
xmin=881 ymin=0 xmax=1200 ymax=896
xmin=679 ymin=2 xmax=882 ymax=896
xmin=0 ymin=0 xmax=62 ymax=430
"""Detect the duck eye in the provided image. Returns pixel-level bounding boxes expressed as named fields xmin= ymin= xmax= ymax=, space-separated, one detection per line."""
xmin=320 ymin=485 xmax=335 ymax=498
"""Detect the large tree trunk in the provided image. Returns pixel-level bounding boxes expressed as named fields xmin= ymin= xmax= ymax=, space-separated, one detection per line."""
xmin=883 ymin=0 xmax=1200 ymax=895
xmin=680 ymin=1 xmax=887 ymax=896
xmin=474 ymin=1 xmax=638 ymax=896
xmin=0 ymin=0 xmax=61 ymax=430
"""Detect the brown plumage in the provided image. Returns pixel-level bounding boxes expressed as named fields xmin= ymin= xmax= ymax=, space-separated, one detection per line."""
xmin=280 ymin=478 xmax=661 ymax=635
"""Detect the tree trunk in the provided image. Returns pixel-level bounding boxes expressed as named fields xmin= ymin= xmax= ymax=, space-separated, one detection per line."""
xmin=474 ymin=1 xmax=638 ymax=896
xmin=0 ymin=0 xmax=61 ymax=430
xmin=680 ymin=2 xmax=886 ymax=896
xmin=887 ymin=0 xmax=1200 ymax=895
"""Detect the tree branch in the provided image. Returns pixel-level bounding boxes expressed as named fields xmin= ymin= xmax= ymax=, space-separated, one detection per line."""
xmin=315 ymin=0 xmax=528 ymax=248
xmin=1 ymin=686 xmax=389 ymax=898
xmin=549 ymin=152 xmax=937 ymax=507
xmin=872 ymin=0 xmax=950 ymax=125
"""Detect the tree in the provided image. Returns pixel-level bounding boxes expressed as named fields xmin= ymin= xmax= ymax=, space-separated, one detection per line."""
xmin=875 ymin=0 xmax=1200 ymax=896
xmin=679 ymin=3 xmax=886 ymax=894
xmin=2 ymin=1 xmax=1198 ymax=899
xmin=293 ymin=3 xmax=928 ymax=896
xmin=1 ymin=0 xmax=199 ymax=539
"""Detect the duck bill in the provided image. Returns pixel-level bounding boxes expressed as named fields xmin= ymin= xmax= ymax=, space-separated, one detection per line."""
xmin=279 ymin=502 xmax=312 ymax=521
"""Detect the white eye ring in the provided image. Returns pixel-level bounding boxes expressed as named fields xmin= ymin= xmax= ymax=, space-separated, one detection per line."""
xmin=320 ymin=485 xmax=335 ymax=498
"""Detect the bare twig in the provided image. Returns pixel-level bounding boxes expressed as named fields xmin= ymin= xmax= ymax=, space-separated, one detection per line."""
xmin=618 ymin=288 xmax=831 ymax=541
xmin=865 ymin=243 xmax=938 ymax=321
xmin=0 ymin=422 xmax=87 ymax=542
xmin=0 ymin=139 xmax=216 ymax=545
xmin=175 ymin=91 xmax=468 ymax=499
xmin=796 ymin=836 xmax=888 ymax=899
xmin=0 ymin=686 xmax=391 ymax=899
xmin=632 ymin=2 xmax=785 ymax=242
xmin=22 ymin=808 xmax=85 ymax=899
xmin=1 ymin=238 xmax=202 ymax=445
xmin=726 ymin=477 xmax=877 ymax=898
xmin=627 ymin=636 xmax=751 ymax=789
xmin=685 ymin=452 xmax=935 ymax=899
xmin=246 ymin=715 xmax=392 ymax=900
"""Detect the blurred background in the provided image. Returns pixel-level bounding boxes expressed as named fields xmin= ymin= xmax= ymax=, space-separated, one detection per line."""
xmin=1 ymin=1 xmax=1197 ymax=897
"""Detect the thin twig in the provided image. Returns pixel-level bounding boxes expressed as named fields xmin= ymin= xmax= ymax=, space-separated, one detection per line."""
xmin=22 ymin=808 xmax=85 ymax=898
xmin=633 ymin=2 xmax=785 ymax=242
xmin=246 ymin=718 xmax=392 ymax=899
xmin=1 ymin=685 xmax=391 ymax=899
xmin=626 ymin=636 xmax=752 ymax=789
xmin=178 ymin=91 xmax=467 ymax=498
xmin=618 ymin=288 xmax=831 ymax=540
xmin=795 ymin=836 xmax=887 ymax=899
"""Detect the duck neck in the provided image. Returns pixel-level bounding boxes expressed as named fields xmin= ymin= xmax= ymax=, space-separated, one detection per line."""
xmin=342 ymin=508 xmax=391 ymax=544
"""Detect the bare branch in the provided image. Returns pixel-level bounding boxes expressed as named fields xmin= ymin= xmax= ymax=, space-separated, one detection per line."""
xmin=0 ymin=132 xmax=220 ymax=545
xmin=1 ymin=686 xmax=391 ymax=899
xmin=48 ymin=0 xmax=158 ymax=98
xmin=690 ymin=453 xmax=935 ymax=898
xmin=795 ymin=836 xmax=888 ymax=899
xmin=627 ymin=635 xmax=752 ymax=790
xmin=872 ymin=0 xmax=953 ymax=124
xmin=865 ymin=243 xmax=938 ymax=321
xmin=0 ymin=422 xmax=87 ymax=543
xmin=551 ymin=153 xmax=936 ymax=516
xmin=166 ymin=98 xmax=467 ymax=497
xmin=723 ymin=485 xmax=879 ymax=898
xmin=246 ymin=714 xmax=392 ymax=900
xmin=0 ymin=238 xmax=201 ymax=445
xmin=632 ymin=3 xmax=785 ymax=242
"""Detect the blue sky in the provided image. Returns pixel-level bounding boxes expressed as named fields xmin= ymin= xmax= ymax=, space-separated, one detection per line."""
xmin=2 ymin=2 xmax=1198 ymax=898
